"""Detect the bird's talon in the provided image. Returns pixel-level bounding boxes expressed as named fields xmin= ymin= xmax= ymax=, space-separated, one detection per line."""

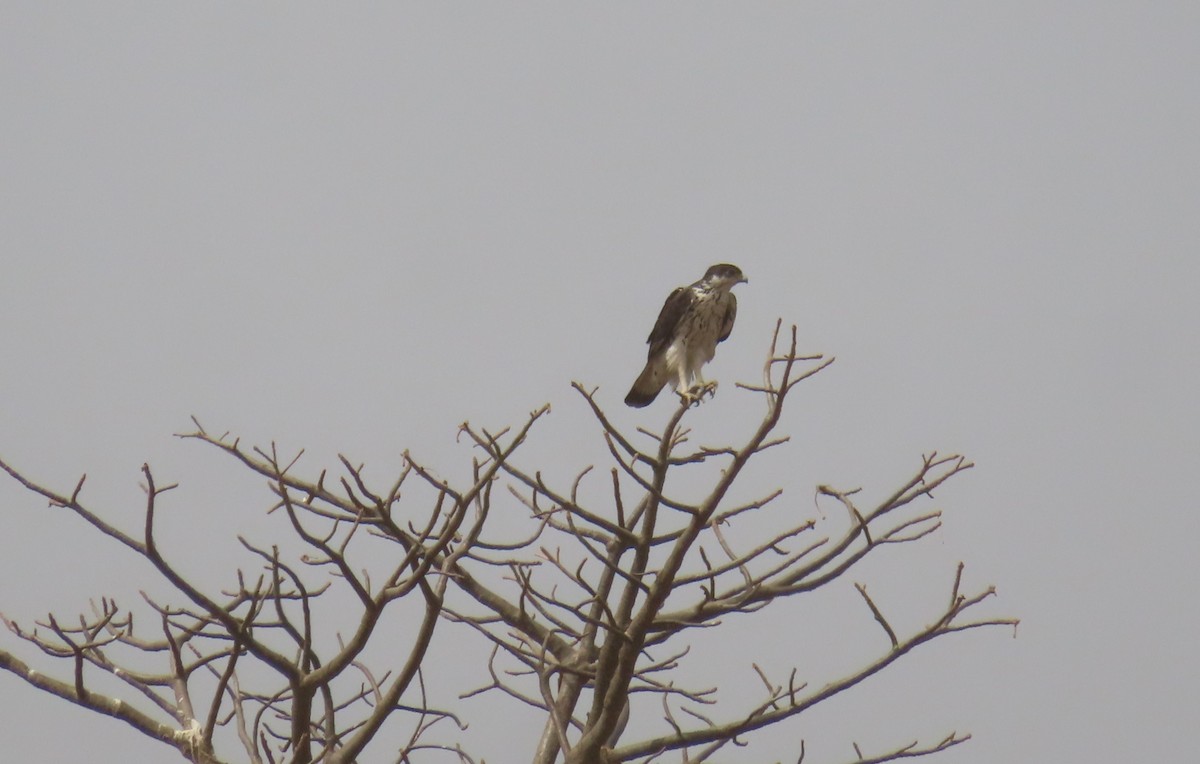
xmin=678 ymin=385 xmax=712 ymax=407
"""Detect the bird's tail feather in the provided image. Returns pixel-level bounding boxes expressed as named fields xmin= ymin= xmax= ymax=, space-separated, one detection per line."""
xmin=625 ymin=362 xmax=666 ymax=408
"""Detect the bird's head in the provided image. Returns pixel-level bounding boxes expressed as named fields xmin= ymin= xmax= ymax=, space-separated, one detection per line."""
xmin=703 ymin=263 xmax=748 ymax=289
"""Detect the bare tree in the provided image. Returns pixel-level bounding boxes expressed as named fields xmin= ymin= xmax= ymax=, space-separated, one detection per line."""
xmin=0 ymin=322 xmax=1016 ymax=763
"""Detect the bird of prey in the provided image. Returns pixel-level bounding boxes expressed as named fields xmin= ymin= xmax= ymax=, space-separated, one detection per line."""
xmin=625 ymin=264 xmax=748 ymax=408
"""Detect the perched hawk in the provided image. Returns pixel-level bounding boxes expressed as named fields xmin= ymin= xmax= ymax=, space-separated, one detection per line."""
xmin=625 ymin=264 xmax=748 ymax=408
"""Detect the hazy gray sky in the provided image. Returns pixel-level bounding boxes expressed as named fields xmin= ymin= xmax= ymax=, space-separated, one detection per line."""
xmin=2 ymin=4 xmax=1197 ymax=762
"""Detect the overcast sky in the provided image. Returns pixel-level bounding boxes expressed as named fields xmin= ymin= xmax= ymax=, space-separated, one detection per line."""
xmin=2 ymin=4 xmax=1197 ymax=763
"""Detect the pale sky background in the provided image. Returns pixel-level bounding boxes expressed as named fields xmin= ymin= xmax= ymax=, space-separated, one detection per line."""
xmin=2 ymin=4 xmax=1197 ymax=763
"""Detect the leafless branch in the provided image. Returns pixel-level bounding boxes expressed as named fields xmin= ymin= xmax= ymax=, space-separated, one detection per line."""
xmin=2 ymin=322 xmax=1012 ymax=764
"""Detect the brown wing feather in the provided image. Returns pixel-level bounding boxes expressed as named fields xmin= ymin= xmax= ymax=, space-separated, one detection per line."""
xmin=626 ymin=286 xmax=694 ymax=407
xmin=717 ymin=293 xmax=737 ymax=343
xmin=646 ymin=287 xmax=694 ymax=357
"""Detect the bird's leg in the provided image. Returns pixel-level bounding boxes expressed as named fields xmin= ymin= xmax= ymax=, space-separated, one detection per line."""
xmin=675 ymin=364 xmax=698 ymax=407
xmin=695 ymin=369 xmax=718 ymax=400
